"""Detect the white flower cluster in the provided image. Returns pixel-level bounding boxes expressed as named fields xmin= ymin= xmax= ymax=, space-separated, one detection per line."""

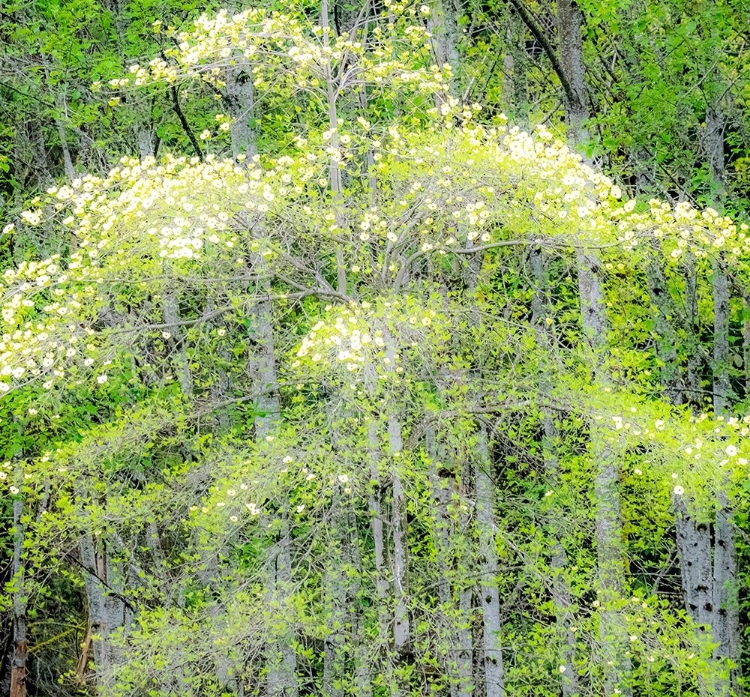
xmin=296 ymin=304 xmax=380 ymax=373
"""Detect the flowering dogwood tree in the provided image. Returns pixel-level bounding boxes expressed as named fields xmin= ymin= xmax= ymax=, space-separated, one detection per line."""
xmin=1 ymin=4 xmax=749 ymax=697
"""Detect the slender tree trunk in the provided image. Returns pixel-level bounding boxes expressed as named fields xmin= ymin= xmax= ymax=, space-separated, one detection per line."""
xmin=556 ymin=0 xmax=589 ymax=147
xmin=389 ymin=415 xmax=408 ymax=656
xmin=322 ymin=537 xmax=345 ymax=697
xmin=576 ymin=250 xmax=631 ymax=697
xmin=684 ymin=252 xmax=703 ymax=408
xmin=225 ymin=62 xmax=258 ymax=158
xmin=9 ymin=480 xmax=27 ymax=697
xmin=367 ymin=415 xmax=391 ymax=669
xmin=431 ymin=0 xmax=461 ymax=96
xmin=475 ymin=428 xmax=505 ymax=697
xmin=704 ymin=79 xmax=741 ymax=693
xmin=645 ymin=244 xmax=683 ymax=403
xmin=463 ymin=248 xmax=505 ymax=697
xmin=248 ymin=275 xmax=297 ymax=697
xmin=249 ymin=281 xmax=280 ymax=436
xmin=384 ymin=334 xmax=409 ymax=696
xmin=530 ymin=247 xmax=578 ymax=697
xmin=323 ymin=406 xmax=346 ymax=697
xmin=258 ymin=408 xmax=297 ymax=694
xmin=56 ymin=120 xmax=75 ymax=180
xmin=712 ymin=252 xmax=739 ymax=697
xmin=79 ymin=536 xmax=127 ymax=686
xmin=714 ymin=490 xmax=739 ymax=696
xmin=504 ymin=6 xmax=530 ymax=126
xmin=647 ymin=245 xmax=723 ymax=696
xmin=743 ymin=292 xmax=750 ymax=399
xmin=344 ymin=496 xmax=373 ymax=697
xmin=712 ymin=255 xmax=731 ymax=414
xmin=265 ymin=512 xmax=297 ymax=697
xmin=163 ymin=290 xmax=193 ymax=397
xmin=426 ymin=421 xmax=474 ymax=697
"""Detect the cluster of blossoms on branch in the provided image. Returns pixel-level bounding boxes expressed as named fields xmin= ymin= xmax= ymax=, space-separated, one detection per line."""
xmin=292 ymin=297 xmax=445 ymax=381
xmin=2 ymin=122 xmax=750 ymax=400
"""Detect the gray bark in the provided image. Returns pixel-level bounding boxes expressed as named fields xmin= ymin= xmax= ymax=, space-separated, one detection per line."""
xmin=712 ymin=255 xmax=732 ymax=414
xmin=504 ymin=7 xmax=530 ymax=126
xmin=464 ymin=247 xmax=505 ymax=697
xmin=704 ymin=104 xmax=726 ymax=198
xmin=225 ymin=63 xmax=258 ymax=158
xmin=556 ymin=0 xmax=589 ymax=147
xmin=711 ymin=256 xmax=739 ymax=694
xmin=10 ymin=482 xmax=27 ymax=697
xmin=162 ymin=291 xmax=193 ymax=397
xmin=365 ymin=414 xmax=395 ymax=696
xmin=647 ymin=245 xmax=728 ymax=696
xmin=455 ymin=583 xmax=474 ymax=697
xmin=136 ymin=128 xmax=156 ymax=160
xmin=431 ymin=0 xmax=461 ymax=97
xmin=389 ymin=414 xmax=409 ymax=654
xmin=322 ymin=506 xmax=346 ymax=697
xmin=249 ymin=282 xmax=280 ymax=438
xmin=645 ymin=243 xmax=683 ymax=403
xmin=684 ymin=252 xmax=703 ymax=408
xmin=475 ymin=428 xmax=505 ymax=697
xmin=576 ymin=250 xmax=632 ymax=697
xmin=249 ymin=282 xmax=296 ymax=697
xmin=344 ymin=498 xmax=372 ymax=697
xmin=426 ymin=423 xmax=474 ymax=697
xmin=703 ymin=75 xmax=741 ymax=693
xmin=714 ymin=490 xmax=740 ymax=696
xmin=56 ymin=120 xmax=75 ymax=180
xmin=675 ymin=503 xmax=714 ymax=631
xmin=531 ymin=247 xmax=578 ymax=697
xmin=323 ymin=406 xmax=346 ymax=697
xmin=265 ymin=513 xmax=297 ymax=697
xmin=79 ymin=536 xmax=128 ymax=684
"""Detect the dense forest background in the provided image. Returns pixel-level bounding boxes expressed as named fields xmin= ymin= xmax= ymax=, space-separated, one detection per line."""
xmin=2 ymin=1 xmax=750 ymax=696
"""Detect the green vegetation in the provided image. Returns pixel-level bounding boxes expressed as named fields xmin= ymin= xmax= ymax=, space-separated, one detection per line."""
xmin=1 ymin=2 xmax=750 ymax=696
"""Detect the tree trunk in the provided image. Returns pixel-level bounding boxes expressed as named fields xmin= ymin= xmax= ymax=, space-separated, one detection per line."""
xmin=647 ymin=246 xmax=724 ymax=696
xmin=712 ymin=254 xmax=739 ymax=697
xmin=136 ymin=127 xmax=155 ymax=160
xmin=389 ymin=414 xmax=409 ymax=656
xmin=431 ymin=0 xmax=461 ymax=97
xmin=475 ymin=428 xmax=505 ymax=697
xmin=504 ymin=6 xmax=530 ymax=126
xmin=531 ymin=246 xmax=578 ymax=697
xmin=426 ymin=421 xmax=474 ymax=697
xmin=79 ymin=535 xmax=127 ymax=686
xmin=712 ymin=255 xmax=731 ymax=414
xmin=684 ymin=252 xmax=703 ymax=409
xmin=344 ymin=499 xmax=372 ymax=697
xmin=323 ymin=405 xmax=347 ymax=697
xmin=386 ymin=333 xmax=409 ymax=694
xmin=56 ymin=120 xmax=75 ymax=180
xmin=556 ymin=0 xmax=588 ymax=147
xmin=463 ymin=246 xmax=505 ymax=697
xmin=704 ymin=76 xmax=741 ymax=690
xmin=225 ymin=62 xmax=258 ymax=158
xmin=252 ymin=290 xmax=297 ymax=697
xmin=645 ymin=243 xmax=683 ymax=404
xmin=743 ymin=292 xmax=750 ymax=399
xmin=9 ymin=483 xmax=27 ymax=697
xmin=163 ymin=290 xmax=193 ymax=397
xmin=367 ymin=415 xmax=391 ymax=675
xmin=576 ymin=250 xmax=632 ymax=697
